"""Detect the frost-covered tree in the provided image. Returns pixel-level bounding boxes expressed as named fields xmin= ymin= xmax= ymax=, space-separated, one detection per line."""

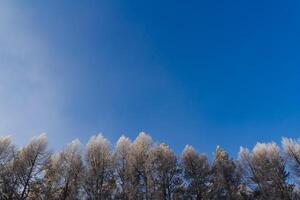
xmin=282 ymin=138 xmax=300 ymax=199
xmin=43 ymin=153 xmax=63 ymax=200
xmin=239 ymin=142 xmax=292 ymax=200
xmin=14 ymin=134 xmax=49 ymax=200
xmin=57 ymin=139 xmax=84 ymax=200
xmin=84 ymin=134 xmax=115 ymax=200
xmin=4 ymin=132 xmax=300 ymax=199
xmin=114 ymin=135 xmax=131 ymax=199
xmin=150 ymin=143 xmax=182 ymax=200
xmin=210 ymin=146 xmax=242 ymax=200
xmin=0 ymin=136 xmax=16 ymax=200
xmin=128 ymin=132 xmax=153 ymax=200
xmin=282 ymin=138 xmax=300 ymax=183
xmin=181 ymin=145 xmax=210 ymax=200
xmin=0 ymin=136 xmax=14 ymax=168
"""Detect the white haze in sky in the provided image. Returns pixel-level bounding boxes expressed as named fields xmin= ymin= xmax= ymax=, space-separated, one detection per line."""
xmin=0 ymin=2 xmax=69 ymax=147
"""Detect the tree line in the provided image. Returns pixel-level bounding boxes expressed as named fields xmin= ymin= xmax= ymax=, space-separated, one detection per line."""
xmin=0 ymin=132 xmax=300 ymax=200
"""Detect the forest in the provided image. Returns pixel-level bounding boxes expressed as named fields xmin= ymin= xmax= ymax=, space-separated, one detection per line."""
xmin=0 ymin=132 xmax=300 ymax=200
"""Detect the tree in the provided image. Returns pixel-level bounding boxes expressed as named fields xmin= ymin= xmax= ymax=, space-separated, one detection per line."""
xmin=57 ymin=139 xmax=84 ymax=200
xmin=150 ymin=143 xmax=182 ymax=200
xmin=210 ymin=146 xmax=242 ymax=200
xmin=128 ymin=132 xmax=153 ymax=200
xmin=239 ymin=142 xmax=292 ymax=200
xmin=0 ymin=136 xmax=16 ymax=199
xmin=282 ymin=138 xmax=300 ymax=183
xmin=181 ymin=145 xmax=210 ymax=200
xmin=13 ymin=133 xmax=50 ymax=200
xmin=0 ymin=136 xmax=14 ymax=168
xmin=114 ymin=135 xmax=131 ymax=199
xmin=4 ymin=132 xmax=300 ymax=199
xmin=43 ymin=153 xmax=63 ymax=200
xmin=84 ymin=134 xmax=115 ymax=200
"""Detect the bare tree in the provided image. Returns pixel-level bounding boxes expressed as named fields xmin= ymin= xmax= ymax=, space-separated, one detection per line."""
xmin=181 ymin=145 xmax=210 ymax=200
xmin=239 ymin=142 xmax=292 ymax=200
xmin=83 ymin=134 xmax=115 ymax=200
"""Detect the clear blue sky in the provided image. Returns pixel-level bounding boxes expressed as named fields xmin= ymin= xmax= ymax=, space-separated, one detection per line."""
xmin=1 ymin=0 xmax=300 ymax=156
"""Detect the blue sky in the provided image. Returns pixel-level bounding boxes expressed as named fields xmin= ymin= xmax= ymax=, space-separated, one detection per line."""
xmin=1 ymin=0 xmax=300 ymax=156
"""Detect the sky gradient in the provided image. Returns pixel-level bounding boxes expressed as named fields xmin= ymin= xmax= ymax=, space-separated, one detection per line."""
xmin=1 ymin=0 xmax=300 ymax=156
